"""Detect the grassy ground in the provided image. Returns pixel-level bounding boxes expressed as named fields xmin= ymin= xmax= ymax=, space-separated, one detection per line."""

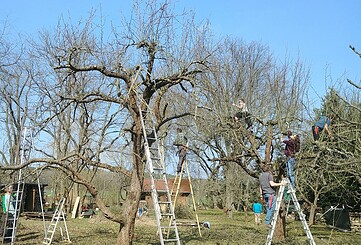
xmin=12 ymin=209 xmax=361 ymax=244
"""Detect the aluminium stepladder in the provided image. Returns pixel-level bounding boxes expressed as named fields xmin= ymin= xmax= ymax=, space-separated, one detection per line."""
xmin=266 ymin=178 xmax=316 ymax=245
xmin=2 ymin=127 xmax=32 ymax=244
xmin=138 ymin=102 xmax=181 ymax=245
xmin=43 ymin=197 xmax=70 ymax=244
xmin=1 ymin=177 xmax=25 ymax=244
xmin=170 ymin=159 xmax=202 ymax=237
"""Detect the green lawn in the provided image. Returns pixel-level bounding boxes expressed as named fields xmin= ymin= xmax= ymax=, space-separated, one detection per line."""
xmin=13 ymin=209 xmax=361 ymax=244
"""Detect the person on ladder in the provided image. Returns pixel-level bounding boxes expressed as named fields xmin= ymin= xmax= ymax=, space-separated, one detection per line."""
xmin=2 ymin=185 xmax=15 ymax=242
xmin=281 ymin=131 xmax=300 ymax=189
xmin=259 ymin=164 xmax=286 ymax=228
xmin=173 ymin=128 xmax=188 ymax=174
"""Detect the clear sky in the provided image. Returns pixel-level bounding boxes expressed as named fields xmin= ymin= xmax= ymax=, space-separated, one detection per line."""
xmin=1 ymin=0 xmax=360 ymax=108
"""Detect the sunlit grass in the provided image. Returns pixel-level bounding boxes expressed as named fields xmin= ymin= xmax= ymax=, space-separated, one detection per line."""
xmin=13 ymin=209 xmax=361 ymax=244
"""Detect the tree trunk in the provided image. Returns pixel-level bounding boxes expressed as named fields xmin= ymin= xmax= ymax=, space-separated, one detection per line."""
xmin=308 ymin=193 xmax=319 ymax=226
xmin=117 ymin=128 xmax=144 ymax=244
xmin=273 ymin=193 xmax=286 ymax=242
xmin=117 ymin=171 xmax=142 ymax=244
xmin=225 ymin=164 xmax=234 ymax=218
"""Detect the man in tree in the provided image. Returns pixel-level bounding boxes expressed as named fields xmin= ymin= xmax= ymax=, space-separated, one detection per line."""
xmin=174 ymin=128 xmax=188 ymax=173
xmin=312 ymin=115 xmax=332 ymax=141
xmin=233 ymin=99 xmax=252 ymax=130
xmin=259 ymin=164 xmax=286 ymax=228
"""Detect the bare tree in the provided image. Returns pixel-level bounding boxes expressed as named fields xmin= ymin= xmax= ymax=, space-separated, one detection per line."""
xmin=14 ymin=2 xmax=212 ymax=244
xmin=188 ymin=37 xmax=309 ymax=241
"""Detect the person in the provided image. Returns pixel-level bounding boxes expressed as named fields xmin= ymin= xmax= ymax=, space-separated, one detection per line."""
xmin=252 ymin=201 xmax=263 ymax=225
xmin=2 ymin=185 xmax=15 ymax=241
xmin=2 ymin=185 xmax=15 ymax=215
xmin=173 ymin=128 xmax=188 ymax=173
xmin=259 ymin=164 xmax=286 ymax=228
xmin=281 ymin=132 xmax=299 ymax=188
xmin=233 ymin=99 xmax=252 ymax=130
xmin=312 ymin=115 xmax=332 ymax=141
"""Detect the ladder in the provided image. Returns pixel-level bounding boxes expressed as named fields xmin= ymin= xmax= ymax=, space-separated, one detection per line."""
xmin=170 ymin=160 xmax=202 ymax=237
xmin=266 ymin=178 xmax=315 ymax=245
xmin=1 ymin=181 xmax=25 ymax=244
xmin=2 ymin=127 xmax=33 ymax=244
xmin=43 ymin=197 xmax=71 ymax=244
xmin=138 ymin=104 xmax=181 ymax=245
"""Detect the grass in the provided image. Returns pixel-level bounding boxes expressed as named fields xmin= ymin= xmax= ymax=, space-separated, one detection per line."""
xmin=12 ymin=209 xmax=361 ymax=244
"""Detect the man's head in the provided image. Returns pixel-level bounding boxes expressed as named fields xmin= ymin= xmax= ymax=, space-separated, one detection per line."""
xmin=238 ymin=99 xmax=245 ymax=107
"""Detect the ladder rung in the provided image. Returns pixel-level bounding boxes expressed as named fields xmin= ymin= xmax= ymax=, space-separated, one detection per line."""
xmin=160 ymin=225 xmax=176 ymax=229
xmin=156 ymin=190 xmax=169 ymax=193
xmin=163 ymin=239 xmax=180 ymax=242
xmin=160 ymin=213 xmax=173 ymax=216
xmin=158 ymin=201 xmax=171 ymax=204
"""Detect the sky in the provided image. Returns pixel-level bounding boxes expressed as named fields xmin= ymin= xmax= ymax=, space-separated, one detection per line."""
xmin=1 ymin=0 xmax=360 ymax=108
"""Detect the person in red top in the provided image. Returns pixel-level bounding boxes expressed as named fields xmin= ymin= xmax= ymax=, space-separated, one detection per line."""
xmin=282 ymin=131 xmax=299 ymax=188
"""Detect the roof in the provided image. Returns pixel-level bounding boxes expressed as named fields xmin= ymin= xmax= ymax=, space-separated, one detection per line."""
xmin=142 ymin=178 xmax=191 ymax=194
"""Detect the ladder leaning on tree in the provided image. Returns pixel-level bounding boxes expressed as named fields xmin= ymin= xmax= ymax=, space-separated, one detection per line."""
xmin=137 ymin=98 xmax=181 ymax=245
xmin=1 ymin=127 xmax=33 ymax=244
xmin=266 ymin=178 xmax=316 ymax=245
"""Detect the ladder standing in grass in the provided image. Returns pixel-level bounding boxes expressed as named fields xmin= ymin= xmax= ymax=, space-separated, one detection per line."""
xmin=43 ymin=197 xmax=70 ymax=244
xmin=2 ymin=127 xmax=32 ymax=244
xmin=170 ymin=159 xmax=202 ymax=237
xmin=138 ymin=100 xmax=180 ymax=245
xmin=266 ymin=178 xmax=316 ymax=245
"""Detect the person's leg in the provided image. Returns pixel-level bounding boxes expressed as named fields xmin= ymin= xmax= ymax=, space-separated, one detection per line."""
xmin=256 ymin=213 xmax=261 ymax=224
xmin=264 ymin=194 xmax=275 ymax=225
xmin=177 ymin=146 xmax=186 ymax=173
xmin=312 ymin=126 xmax=319 ymax=141
xmin=286 ymin=157 xmax=296 ymax=188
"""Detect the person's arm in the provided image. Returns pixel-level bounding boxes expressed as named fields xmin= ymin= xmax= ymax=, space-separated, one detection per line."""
xmin=269 ymin=180 xmax=286 ymax=187
xmin=324 ymin=123 xmax=331 ymax=135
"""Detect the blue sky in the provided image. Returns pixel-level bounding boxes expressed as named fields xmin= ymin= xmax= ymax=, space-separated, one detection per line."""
xmin=1 ymin=0 xmax=360 ymax=108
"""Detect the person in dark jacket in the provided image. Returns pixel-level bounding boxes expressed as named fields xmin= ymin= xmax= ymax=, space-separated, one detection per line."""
xmin=174 ymin=128 xmax=188 ymax=173
xmin=282 ymin=132 xmax=298 ymax=188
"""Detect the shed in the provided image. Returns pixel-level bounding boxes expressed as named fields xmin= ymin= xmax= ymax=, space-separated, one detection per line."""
xmin=141 ymin=178 xmax=191 ymax=208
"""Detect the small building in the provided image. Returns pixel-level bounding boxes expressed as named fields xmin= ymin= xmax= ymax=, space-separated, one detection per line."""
xmin=141 ymin=178 xmax=191 ymax=209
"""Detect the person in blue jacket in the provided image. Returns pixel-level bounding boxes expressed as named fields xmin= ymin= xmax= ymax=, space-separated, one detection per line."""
xmin=252 ymin=201 xmax=263 ymax=225
xmin=312 ymin=115 xmax=332 ymax=141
